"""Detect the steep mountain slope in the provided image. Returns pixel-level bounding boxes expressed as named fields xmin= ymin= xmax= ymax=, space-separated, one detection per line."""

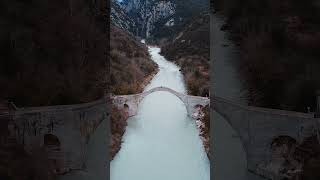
xmin=110 ymin=24 xmax=158 ymax=159
xmin=117 ymin=0 xmax=209 ymax=41
xmin=119 ymin=0 xmax=175 ymax=38
xmin=151 ymin=0 xmax=210 ymax=41
xmin=159 ymin=12 xmax=210 ymax=158
xmin=0 ymin=0 xmax=108 ymax=107
xmin=111 ymin=0 xmax=137 ymax=36
xmin=161 ymin=12 xmax=210 ymax=96
xmin=0 ymin=1 xmax=108 ymax=180
xmin=110 ymin=25 xmax=158 ymax=94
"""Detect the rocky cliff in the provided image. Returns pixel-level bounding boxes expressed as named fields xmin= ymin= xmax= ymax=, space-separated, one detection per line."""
xmin=161 ymin=12 xmax=210 ymax=96
xmin=214 ymin=0 xmax=320 ymax=112
xmin=111 ymin=0 xmax=137 ymax=36
xmin=113 ymin=0 xmax=209 ymax=41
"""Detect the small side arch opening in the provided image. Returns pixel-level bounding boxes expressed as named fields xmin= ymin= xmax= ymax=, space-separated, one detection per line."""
xmin=44 ymin=134 xmax=61 ymax=147
xmin=124 ymin=103 xmax=129 ymax=110
xmin=43 ymin=134 xmax=62 ymax=174
xmin=270 ymin=135 xmax=297 ymax=161
xmin=194 ymin=104 xmax=204 ymax=109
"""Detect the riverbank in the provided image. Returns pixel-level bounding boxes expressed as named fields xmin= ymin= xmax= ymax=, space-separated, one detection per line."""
xmin=160 ymin=12 xmax=210 ymax=97
xmin=195 ymin=105 xmax=210 ymax=159
xmin=160 ymin=13 xmax=210 ymax=158
xmin=110 ymin=41 xmax=210 ymax=162
xmin=110 ymin=25 xmax=158 ymax=95
xmin=110 ymin=67 xmax=158 ymax=160
xmin=110 ymin=46 xmax=210 ymax=180
xmin=110 ymin=25 xmax=159 ymax=160
xmin=139 ymin=70 xmax=159 ymax=92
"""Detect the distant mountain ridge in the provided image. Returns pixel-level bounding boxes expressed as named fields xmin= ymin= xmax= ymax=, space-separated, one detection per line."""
xmin=111 ymin=0 xmax=209 ymax=41
xmin=111 ymin=0 xmax=137 ymax=36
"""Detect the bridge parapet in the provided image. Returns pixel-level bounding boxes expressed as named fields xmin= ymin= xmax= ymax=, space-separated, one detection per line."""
xmin=111 ymin=87 xmax=210 ymax=118
xmin=112 ymin=90 xmax=320 ymax=178
xmin=12 ymin=97 xmax=108 ymax=173
xmin=212 ymin=95 xmax=320 ymax=179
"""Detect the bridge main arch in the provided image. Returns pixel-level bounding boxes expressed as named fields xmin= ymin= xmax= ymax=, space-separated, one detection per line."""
xmin=111 ymin=87 xmax=210 ymax=118
xmin=137 ymin=87 xmax=190 ymax=115
xmin=138 ymin=87 xmax=187 ymax=105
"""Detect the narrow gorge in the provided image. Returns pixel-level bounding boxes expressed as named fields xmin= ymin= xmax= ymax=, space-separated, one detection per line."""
xmin=110 ymin=0 xmax=210 ymax=179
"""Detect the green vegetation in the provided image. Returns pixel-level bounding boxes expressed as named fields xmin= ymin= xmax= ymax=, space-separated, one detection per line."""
xmin=214 ymin=0 xmax=320 ymax=112
xmin=0 ymin=0 xmax=108 ymax=107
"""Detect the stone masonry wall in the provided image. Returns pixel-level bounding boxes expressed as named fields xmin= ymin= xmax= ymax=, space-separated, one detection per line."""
xmin=12 ymin=97 xmax=108 ymax=173
xmin=212 ymin=95 xmax=320 ymax=179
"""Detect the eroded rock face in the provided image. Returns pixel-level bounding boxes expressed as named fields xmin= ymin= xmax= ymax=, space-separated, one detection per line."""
xmin=117 ymin=0 xmax=175 ymax=38
xmin=111 ymin=0 xmax=137 ymax=36
xmin=257 ymin=135 xmax=320 ymax=179
xmin=269 ymin=137 xmax=298 ymax=178
xmin=113 ymin=0 xmax=209 ymax=40
xmin=269 ymin=136 xmax=301 ymax=178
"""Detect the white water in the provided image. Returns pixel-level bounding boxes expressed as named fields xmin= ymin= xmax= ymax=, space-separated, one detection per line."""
xmin=110 ymin=47 xmax=210 ymax=180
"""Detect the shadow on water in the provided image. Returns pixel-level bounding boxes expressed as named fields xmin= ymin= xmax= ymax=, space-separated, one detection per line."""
xmin=210 ymin=12 xmax=265 ymax=180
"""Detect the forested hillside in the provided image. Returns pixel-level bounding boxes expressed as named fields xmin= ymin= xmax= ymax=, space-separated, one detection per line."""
xmin=0 ymin=1 xmax=108 ymax=179
xmin=110 ymin=25 xmax=158 ymax=95
xmin=161 ymin=12 xmax=210 ymax=158
xmin=214 ymin=0 xmax=320 ymax=112
xmin=0 ymin=0 xmax=108 ymax=107
xmin=161 ymin=12 xmax=210 ymax=97
xmin=110 ymin=2 xmax=158 ymax=159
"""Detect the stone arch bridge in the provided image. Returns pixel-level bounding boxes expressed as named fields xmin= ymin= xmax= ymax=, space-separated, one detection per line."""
xmin=6 ymin=97 xmax=108 ymax=174
xmin=111 ymin=86 xmax=210 ymax=119
xmin=112 ymin=87 xmax=320 ymax=179
xmin=6 ymin=86 xmax=320 ymax=179
xmin=212 ymin=95 xmax=320 ymax=179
